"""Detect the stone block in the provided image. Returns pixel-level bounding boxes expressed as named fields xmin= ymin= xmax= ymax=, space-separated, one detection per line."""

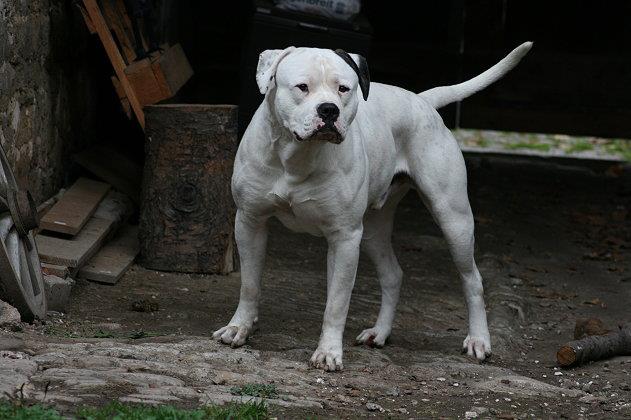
xmin=44 ymin=275 xmax=75 ymax=312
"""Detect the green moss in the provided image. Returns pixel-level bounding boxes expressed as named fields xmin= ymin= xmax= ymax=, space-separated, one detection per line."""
xmin=0 ymin=400 xmax=269 ymax=420
xmin=565 ymin=140 xmax=594 ymax=153
xmin=604 ymin=139 xmax=631 ymax=161
xmin=77 ymin=401 xmax=268 ymax=419
xmin=0 ymin=402 xmax=62 ymax=420
xmin=503 ymin=141 xmax=551 ymax=152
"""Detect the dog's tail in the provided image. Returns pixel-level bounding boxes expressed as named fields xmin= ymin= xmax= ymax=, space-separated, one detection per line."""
xmin=418 ymin=42 xmax=533 ymax=110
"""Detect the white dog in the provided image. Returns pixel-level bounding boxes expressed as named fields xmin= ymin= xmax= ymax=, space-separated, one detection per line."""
xmin=214 ymin=42 xmax=532 ymax=371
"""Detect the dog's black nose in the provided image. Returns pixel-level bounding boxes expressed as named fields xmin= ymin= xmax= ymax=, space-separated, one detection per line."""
xmin=317 ymin=103 xmax=340 ymax=122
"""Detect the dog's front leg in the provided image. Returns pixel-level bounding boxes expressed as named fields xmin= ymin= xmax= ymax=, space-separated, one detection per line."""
xmin=310 ymin=227 xmax=363 ymax=371
xmin=213 ymin=209 xmax=268 ymax=347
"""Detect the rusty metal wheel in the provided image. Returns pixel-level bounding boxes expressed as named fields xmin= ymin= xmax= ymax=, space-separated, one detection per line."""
xmin=0 ymin=143 xmax=46 ymax=321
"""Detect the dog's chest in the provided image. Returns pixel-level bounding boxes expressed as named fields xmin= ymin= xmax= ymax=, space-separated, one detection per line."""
xmin=266 ymin=179 xmax=325 ymax=236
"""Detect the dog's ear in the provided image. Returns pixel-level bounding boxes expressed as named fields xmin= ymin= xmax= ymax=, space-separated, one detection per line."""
xmin=256 ymin=47 xmax=296 ymax=94
xmin=334 ymin=49 xmax=370 ymax=101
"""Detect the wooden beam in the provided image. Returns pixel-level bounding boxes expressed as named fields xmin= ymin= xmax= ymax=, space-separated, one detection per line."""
xmin=101 ymin=0 xmax=136 ymax=63
xmin=82 ymin=0 xmax=145 ymax=129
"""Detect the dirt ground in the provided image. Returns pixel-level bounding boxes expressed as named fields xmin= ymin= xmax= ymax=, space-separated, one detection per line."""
xmin=1 ymin=155 xmax=630 ymax=418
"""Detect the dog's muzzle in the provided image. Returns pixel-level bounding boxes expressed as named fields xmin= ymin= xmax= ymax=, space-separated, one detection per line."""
xmin=294 ymin=125 xmax=343 ymax=144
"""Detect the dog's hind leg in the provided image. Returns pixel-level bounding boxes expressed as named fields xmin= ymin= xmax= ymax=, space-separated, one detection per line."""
xmin=357 ymin=183 xmax=409 ymax=347
xmin=406 ymin=128 xmax=491 ymax=360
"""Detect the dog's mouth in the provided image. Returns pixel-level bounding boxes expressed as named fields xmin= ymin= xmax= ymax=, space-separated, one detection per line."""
xmin=294 ymin=125 xmax=343 ymax=144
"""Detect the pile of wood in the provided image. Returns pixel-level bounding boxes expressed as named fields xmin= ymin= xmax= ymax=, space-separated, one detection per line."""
xmin=77 ymin=0 xmax=193 ymax=130
xmin=36 ymin=147 xmax=142 ymax=296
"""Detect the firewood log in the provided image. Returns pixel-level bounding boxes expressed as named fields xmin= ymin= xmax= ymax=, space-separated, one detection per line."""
xmin=557 ymin=324 xmax=631 ymax=367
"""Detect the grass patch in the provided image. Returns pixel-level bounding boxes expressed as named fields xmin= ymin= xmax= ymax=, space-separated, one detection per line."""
xmin=78 ymin=400 xmax=268 ymax=420
xmin=503 ymin=141 xmax=551 ymax=152
xmin=604 ymin=139 xmax=631 ymax=161
xmin=565 ymin=139 xmax=594 ymax=154
xmin=204 ymin=401 xmax=268 ymax=419
xmin=230 ymin=384 xmax=278 ymax=399
xmin=0 ymin=400 xmax=268 ymax=420
xmin=0 ymin=402 xmax=62 ymax=420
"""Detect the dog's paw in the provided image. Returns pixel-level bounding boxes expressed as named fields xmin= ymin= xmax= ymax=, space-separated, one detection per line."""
xmin=462 ymin=334 xmax=492 ymax=361
xmin=356 ymin=326 xmax=390 ymax=347
xmin=309 ymin=346 xmax=344 ymax=371
xmin=212 ymin=323 xmax=255 ymax=348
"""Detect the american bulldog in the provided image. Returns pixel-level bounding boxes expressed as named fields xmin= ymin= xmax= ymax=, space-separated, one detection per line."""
xmin=214 ymin=42 xmax=532 ymax=371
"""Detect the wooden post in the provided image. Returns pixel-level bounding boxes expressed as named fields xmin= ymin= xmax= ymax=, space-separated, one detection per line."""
xmin=139 ymin=105 xmax=238 ymax=274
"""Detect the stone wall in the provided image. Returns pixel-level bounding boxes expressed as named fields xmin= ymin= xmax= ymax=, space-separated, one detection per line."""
xmin=0 ymin=0 xmax=96 ymax=203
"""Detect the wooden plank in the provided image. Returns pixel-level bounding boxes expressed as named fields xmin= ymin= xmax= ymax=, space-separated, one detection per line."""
xmin=156 ymin=43 xmax=194 ymax=95
xmin=101 ymin=0 xmax=136 ymax=63
xmin=82 ymin=0 xmax=145 ymax=129
xmin=124 ymin=55 xmax=169 ymax=106
xmin=39 ymin=178 xmax=110 ymax=236
xmin=74 ymin=145 xmax=142 ymax=204
xmin=37 ymin=217 xmax=113 ymax=268
xmin=36 ymin=191 xmax=131 ymax=268
xmin=78 ymin=225 xmax=139 ymax=284
xmin=76 ymin=3 xmax=96 ymax=34
xmin=111 ymin=76 xmax=132 ymax=118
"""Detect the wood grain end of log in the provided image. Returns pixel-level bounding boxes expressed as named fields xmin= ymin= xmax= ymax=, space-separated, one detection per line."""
xmin=557 ymin=345 xmax=577 ymax=367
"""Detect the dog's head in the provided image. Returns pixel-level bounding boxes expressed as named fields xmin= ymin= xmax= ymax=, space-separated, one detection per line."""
xmin=256 ymin=47 xmax=370 ymax=144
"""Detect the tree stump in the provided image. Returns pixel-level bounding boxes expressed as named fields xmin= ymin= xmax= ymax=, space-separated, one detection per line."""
xmin=139 ymin=104 xmax=237 ymax=274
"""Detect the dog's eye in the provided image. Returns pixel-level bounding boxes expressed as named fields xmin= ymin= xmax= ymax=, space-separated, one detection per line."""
xmin=296 ymin=84 xmax=309 ymax=93
xmin=338 ymin=85 xmax=350 ymax=93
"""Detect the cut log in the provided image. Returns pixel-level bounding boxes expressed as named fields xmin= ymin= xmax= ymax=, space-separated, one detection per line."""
xmin=74 ymin=145 xmax=142 ymax=204
xmin=39 ymin=178 xmax=110 ymax=236
xmin=557 ymin=324 xmax=631 ymax=367
xmin=36 ymin=191 xmax=131 ymax=268
xmin=139 ymin=104 xmax=238 ymax=274
xmin=78 ymin=225 xmax=139 ymax=284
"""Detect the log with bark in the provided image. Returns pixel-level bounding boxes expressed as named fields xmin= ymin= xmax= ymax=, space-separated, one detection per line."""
xmin=139 ymin=104 xmax=238 ymax=274
xmin=557 ymin=321 xmax=631 ymax=367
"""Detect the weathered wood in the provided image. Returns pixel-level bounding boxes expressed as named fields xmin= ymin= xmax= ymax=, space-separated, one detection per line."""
xmin=36 ymin=191 xmax=131 ymax=268
xmin=123 ymin=44 xmax=193 ymax=107
xmin=111 ymin=76 xmax=132 ymax=119
xmin=82 ymin=0 xmax=145 ymax=129
xmin=101 ymin=0 xmax=136 ymax=63
xmin=139 ymin=104 xmax=237 ymax=274
xmin=37 ymin=217 xmax=113 ymax=268
xmin=74 ymin=145 xmax=142 ymax=204
xmin=36 ymin=188 xmax=66 ymax=221
xmin=155 ymin=44 xmax=194 ymax=96
xmin=78 ymin=225 xmax=139 ymax=284
xmin=39 ymin=178 xmax=110 ymax=236
xmin=557 ymin=324 xmax=631 ymax=367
